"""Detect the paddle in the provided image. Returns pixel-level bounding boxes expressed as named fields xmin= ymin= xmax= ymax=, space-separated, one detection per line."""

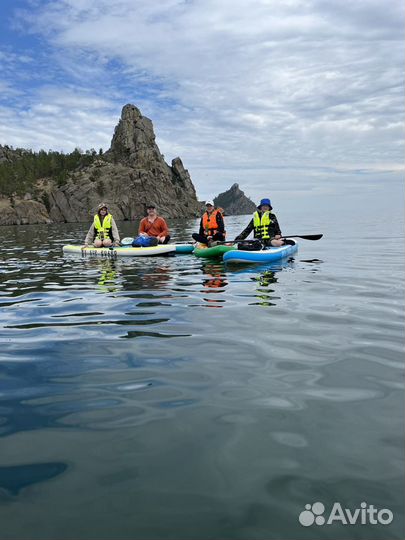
xmin=281 ymin=234 xmax=323 ymax=241
xmin=218 ymin=234 xmax=323 ymax=245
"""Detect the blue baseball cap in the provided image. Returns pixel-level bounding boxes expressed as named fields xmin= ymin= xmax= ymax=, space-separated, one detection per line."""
xmin=258 ymin=198 xmax=271 ymax=208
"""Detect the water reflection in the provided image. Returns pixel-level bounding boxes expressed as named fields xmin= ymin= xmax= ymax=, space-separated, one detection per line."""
xmin=136 ymin=262 xmax=173 ymax=291
xmin=200 ymin=262 xmax=228 ymax=308
xmin=226 ymin=258 xmax=295 ymax=307
xmin=0 ymin=462 xmax=68 ymax=497
xmin=250 ymin=269 xmax=279 ymax=307
xmin=97 ymin=260 xmax=121 ymax=294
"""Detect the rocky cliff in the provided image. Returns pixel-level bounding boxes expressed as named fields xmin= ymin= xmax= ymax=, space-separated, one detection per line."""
xmin=214 ymin=183 xmax=256 ymax=215
xmin=0 ymin=105 xmax=200 ymax=225
xmin=0 ymin=195 xmax=51 ymax=225
xmin=0 ymin=145 xmax=26 ymax=164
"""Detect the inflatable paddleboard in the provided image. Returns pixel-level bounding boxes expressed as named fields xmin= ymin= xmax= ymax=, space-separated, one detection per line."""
xmin=120 ymin=238 xmax=194 ymax=254
xmin=223 ymin=240 xmax=298 ymax=264
xmin=193 ymin=243 xmax=236 ymax=259
xmin=174 ymin=244 xmax=195 ymax=254
xmin=63 ymin=244 xmax=176 ymax=258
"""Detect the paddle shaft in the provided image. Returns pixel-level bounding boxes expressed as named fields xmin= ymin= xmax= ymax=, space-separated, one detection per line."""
xmin=281 ymin=234 xmax=323 ymax=241
xmin=219 ymin=234 xmax=322 ymax=244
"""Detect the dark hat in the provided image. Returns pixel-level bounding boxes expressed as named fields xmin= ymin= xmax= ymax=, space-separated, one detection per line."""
xmin=146 ymin=203 xmax=156 ymax=209
xmin=258 ymin=198 xmax=272 ymax=209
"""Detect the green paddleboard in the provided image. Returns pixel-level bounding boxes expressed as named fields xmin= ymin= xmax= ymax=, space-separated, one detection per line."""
xmin=193 ymin=244 xmax=236 ymax=259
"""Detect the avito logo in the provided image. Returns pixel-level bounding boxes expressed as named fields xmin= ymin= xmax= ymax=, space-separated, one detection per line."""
xmin=299 ymin=502 xmax=393 ymax=526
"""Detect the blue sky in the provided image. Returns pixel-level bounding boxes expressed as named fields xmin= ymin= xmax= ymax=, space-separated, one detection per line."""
xmin=0 ymin=0 xmax=404 ymax=202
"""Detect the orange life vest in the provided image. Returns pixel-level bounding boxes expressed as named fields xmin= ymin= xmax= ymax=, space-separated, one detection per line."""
xmin=202 ymin=209 xmax=225 ymax=236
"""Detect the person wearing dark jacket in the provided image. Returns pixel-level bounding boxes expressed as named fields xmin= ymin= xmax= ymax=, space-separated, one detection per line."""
xmin=192 ymin=201 xmax=226 ymax=245
xmin=235 ymin=198 xmax=284 ymax=247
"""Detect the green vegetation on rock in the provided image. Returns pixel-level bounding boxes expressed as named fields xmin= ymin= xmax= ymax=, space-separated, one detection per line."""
xmin=0 ymin=147 xmax=100 ymax=196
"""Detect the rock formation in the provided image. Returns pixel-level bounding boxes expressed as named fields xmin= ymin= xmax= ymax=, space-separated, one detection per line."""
xmin=106 ymin=104 xmax=164 ymax=168
xmin=0 ymin=105 xmax=200 ymax=225
xmin=0 ymin=145 xmax=26 ymax=164
xmin=213 ymin=183 xmax=256 ymax=215
xmin=0 ymin=197 xmax=51 ymax=225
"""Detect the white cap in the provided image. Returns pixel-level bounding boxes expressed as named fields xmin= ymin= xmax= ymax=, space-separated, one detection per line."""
xmin=205 ymin=200 xmax=214 ymax=206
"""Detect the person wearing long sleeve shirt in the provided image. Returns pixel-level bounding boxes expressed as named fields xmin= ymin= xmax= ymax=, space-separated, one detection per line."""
xmin=138 ymin=205 xmax=170 ymax=243
xmin=235 ymin=198 xmax=284 ymax=247
xmin=84 ymin=202 xmax=120 ymax=247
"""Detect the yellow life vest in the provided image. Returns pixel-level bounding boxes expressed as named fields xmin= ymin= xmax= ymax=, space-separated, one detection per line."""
xmin=253 ymin=211 xmax=272 ymax=240
xmin=94 ymin=213 xmax=113 ymax=239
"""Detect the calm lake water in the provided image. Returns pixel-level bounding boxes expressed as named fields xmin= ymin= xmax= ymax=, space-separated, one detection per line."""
xmin=0 ymin=185 xmax=404 ymax=540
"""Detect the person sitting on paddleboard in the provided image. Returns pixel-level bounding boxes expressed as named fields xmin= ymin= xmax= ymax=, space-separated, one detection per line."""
xmin=84 ymin=202 xmax=120 ymax=248
xmin=235 ymin=198 xmax=284 ymax=247
xmin=192 ymin=200 xmax=226 ymax=246
xmin=138 ymin=204 xmax=170 ymax=244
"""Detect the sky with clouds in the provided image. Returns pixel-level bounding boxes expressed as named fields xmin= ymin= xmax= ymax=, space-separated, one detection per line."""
xmin=0 ymin=0 xmax=403 ymax=202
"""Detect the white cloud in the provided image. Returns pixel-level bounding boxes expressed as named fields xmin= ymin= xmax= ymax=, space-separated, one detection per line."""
xmin=0 ymin=0 xmax=403 ymax=200
xmin=0 ymin=87 xmax=116 ymax=151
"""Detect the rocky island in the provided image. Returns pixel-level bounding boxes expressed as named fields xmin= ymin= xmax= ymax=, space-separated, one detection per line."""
xmin=213 ymin=183 xmax=256 ymax=215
